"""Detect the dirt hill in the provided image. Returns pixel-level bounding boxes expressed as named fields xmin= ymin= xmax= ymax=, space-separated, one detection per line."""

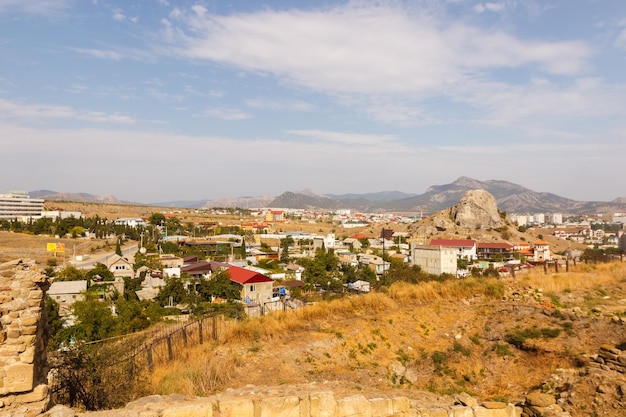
xmin=148 ymin=264 xmax=626 ymax=417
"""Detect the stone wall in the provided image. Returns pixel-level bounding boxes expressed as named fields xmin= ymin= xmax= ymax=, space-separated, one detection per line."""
xmin=44 ymin=391 xmax=521 ymax=417
xmin=0 ymin=259 xmax=51 ymax=416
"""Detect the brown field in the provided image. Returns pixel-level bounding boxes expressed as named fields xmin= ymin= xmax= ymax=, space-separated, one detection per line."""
xmin=148 ymin=263 xmax=626 ymax=416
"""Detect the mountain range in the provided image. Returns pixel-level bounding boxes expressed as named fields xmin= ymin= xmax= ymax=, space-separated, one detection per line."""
xmin=30 ymin=177 xmax=626 ymax=215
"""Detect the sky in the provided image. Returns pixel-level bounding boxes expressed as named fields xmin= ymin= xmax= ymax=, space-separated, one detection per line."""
xmin=0 ymin=0 xmax=625 ymax=204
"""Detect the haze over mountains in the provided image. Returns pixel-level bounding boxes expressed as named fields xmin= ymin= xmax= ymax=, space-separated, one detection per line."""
xmin=31 ymin=177 xmax=626 ymax=215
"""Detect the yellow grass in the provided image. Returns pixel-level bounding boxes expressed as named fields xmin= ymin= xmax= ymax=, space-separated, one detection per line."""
xmin=146 ymin=261 xmax=626 ymax=398
xmin=517 ymin=262 xmax=626 ymax=293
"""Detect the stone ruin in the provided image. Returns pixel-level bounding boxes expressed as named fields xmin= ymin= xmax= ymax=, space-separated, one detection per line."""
xmin=0 ymin=259 xmax=51 ymax=416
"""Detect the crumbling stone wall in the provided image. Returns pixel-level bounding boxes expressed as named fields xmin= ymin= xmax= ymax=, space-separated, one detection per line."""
xmin=0 ymin=259 xmax=51 ymax=416
xmin=44 ymin=391 xmax=522 ymax=417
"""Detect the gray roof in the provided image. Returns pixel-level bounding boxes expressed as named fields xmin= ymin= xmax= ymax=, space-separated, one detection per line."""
xmin=48 ymin=280 xmax=88 ymax=295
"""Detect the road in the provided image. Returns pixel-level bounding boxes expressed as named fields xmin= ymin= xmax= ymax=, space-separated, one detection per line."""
xmin=71 ymin=244 xmax=139 ymax=270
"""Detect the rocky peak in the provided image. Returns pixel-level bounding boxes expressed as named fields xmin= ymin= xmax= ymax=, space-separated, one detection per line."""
xmin=451 ymin=189 xmax=504 ymax=229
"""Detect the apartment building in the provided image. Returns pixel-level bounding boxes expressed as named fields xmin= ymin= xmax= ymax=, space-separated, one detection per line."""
xmin=0 ymin=191 xmax=44 ymax=220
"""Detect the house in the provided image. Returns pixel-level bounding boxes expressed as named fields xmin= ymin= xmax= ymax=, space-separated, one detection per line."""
xmin=477 ymin=242 xmax=514 ymax=260
xmin=532 ymin=240 xmax=552 ymax=262
xmin=357 ymin=254 xmax=390 ymax=276
xmin=347 ymin=280 xmax=371 ymax=293
xmin=180 ymin=261 xmax=227 ymax=280
xmin=336 ymin=250 xmax=358 ymax=267
xmin=226 ymin=265 xmax=274 ymax=306
xmin=106 ymin=254 xmax=135 ymax=278
xmin=265 ymin=210 xmax=285 ymax=222
xmin=430 ymin=239 xmax=477 ymax=260
xmin=159 ymin=255 xmax=184 ymax=268
xmin=512 ymin=240 xmax=552 ymax=263
xmin=47 ymin=280 xmax=88 ymax=318
xmin=114 ymin=217 xmax=147 ymax=228
xmin=411 ymin=244 xmax=457 ymax=276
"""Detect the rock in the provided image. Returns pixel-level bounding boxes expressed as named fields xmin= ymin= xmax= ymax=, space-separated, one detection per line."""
xmin=455 ymin=392 xmax=478 ymax=407
xmin=450 ymin=190 xmax=505 ymax=230
xmin=481 ymin=401 xmax=507 ymax=409
xmin=42 ymin=404 xmax=76 ymax=417
xmin=526 ymin=391 xmax=556 ymax=407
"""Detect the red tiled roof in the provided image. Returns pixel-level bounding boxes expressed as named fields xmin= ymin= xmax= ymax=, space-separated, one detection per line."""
xmin=350 ymin=233 xmax=370 ymax=239
xmin=226 ymin=266 xmax=273 ymax=285
xmin=430 ymin=239 xmax=476 ymax=247
xmin=477 ymin=242 xmax=513 ymax=249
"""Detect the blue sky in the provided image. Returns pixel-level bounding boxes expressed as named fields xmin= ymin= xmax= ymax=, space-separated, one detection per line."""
xmin=1 ymin=0 xmax=624 ymax=204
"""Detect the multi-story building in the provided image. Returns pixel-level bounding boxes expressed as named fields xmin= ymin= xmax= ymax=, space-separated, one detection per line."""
xmin=411 ymin=244 xmax=457 ymax=275
xmin=430 ymin=239 xmax=477 ymax=260
xmin=0 ymin=191 xmax=44 ymax=220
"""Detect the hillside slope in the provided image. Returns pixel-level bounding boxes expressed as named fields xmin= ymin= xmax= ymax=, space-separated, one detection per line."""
xmin=150 ymin=264 xmax=626 ymax=417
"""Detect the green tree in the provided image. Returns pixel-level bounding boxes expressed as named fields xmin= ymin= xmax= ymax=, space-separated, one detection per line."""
xmin=56 ymin=265 xmax=86 ymax=281
xmin=45 ymin=295 xmax=64 ymax=346
xmin=156 ymin=277 xmax=187 ymax=307
xmin=85 ymin=262 xmax=115 ymax=283
xmin=115 ymin=237 xmax=122 ymax=256
xmin=357 ymin=265 xmax=377 ymax=284
xmin=149 ymin=212 xmax=166 ymax=226
xmin=197 ymin=270 xmax=241 ymax=301
xmin=280 ymin=236 xmax=295 ymax=263
xmin=71 ymin=296 xmax=116 ymax=342
xmin=70 ymin=226 xmax=86 ymax=238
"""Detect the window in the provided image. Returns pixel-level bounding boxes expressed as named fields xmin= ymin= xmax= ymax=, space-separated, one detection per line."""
xmin=249 ymin=285 xmax=256 ymax=292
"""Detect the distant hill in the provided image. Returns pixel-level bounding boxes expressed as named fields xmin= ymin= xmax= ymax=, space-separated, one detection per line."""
xmin=269 ymin=177 xmax=626 ymax=215
xmin=30 ymin=177 xmax=626 ymax=214
xmin=30 ymin=190 xmax=125 ymax=204
xmin=149 ymin=200 xmax=208 ymax=209
xmin=202 ymin=196 xmax=275 ymax=209
xmin=326 ymin=190 xmax=417 ymax=201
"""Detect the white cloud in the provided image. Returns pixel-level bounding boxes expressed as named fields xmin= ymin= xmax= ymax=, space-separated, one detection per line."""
xmin=473 ymin=2 xmax=505 ymax=13
xmin=457 ymin=77 xmax=626 ymax=126
xmin=146 ymin=88 xmax=183 ymax=103
xmin=287 ymin=129 xmax=397 ymax=147
xmin=204 ymin=107 xmax=252 ymax=120
xmin=615 ymin=28 xmax=626 ymax=50
xmin=112 ymin=9 xmax=126 ymax=21
xmin=359 ymin=98 xmax=438 ymax=126
xmin=160 ymin=2 xmax=590 ymax=97
xmin=70 ymin=47 xmax=124 ymax=61
xmin=245 ymin=98 xmax=313 ymax=112
xmin=0 ymin=97 xmax=135 ymax=124
xmin=0 ymin=0 xmax=71 ymax=17
xmin=1 ymin=122 xmax=622 ymax=202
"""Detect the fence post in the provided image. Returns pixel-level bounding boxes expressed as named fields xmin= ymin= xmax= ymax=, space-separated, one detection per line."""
xmin=182 ymin=326 xmax=188 ymax=347
xmin=147 ymin=347 xmax=153 ymax=372
xmin=212 ymin=316 xmax=218 ymax=340
xmin=167 ymin=336 xmax=173 ymax=361
xmin=543 ymin=263 xmax=548 ymax=274
xmin=198 ymin=318 xmax=204 ymax=345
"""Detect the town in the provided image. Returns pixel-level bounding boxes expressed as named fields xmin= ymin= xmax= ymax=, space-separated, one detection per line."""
xmin=1 ymin=190 xmax=625 ymax=324
xmin=1 ymin=189 xmax=626 ymax=416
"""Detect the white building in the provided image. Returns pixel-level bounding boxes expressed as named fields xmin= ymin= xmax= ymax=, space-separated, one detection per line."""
xmin=533 ymin=213 xmax=545 ymax=224
xmin=549 ymin=213 xmax=563 ymax=225
xmin=114 ymin=217 xmax=147 ymax=227
xmin=41 ymin=210 xmax=82 ymax=220
xmin=411 ymin=244 xmax=457 ymax=275
xmin=512 ymin=215 xmax=528 ymax=227
xmin=0 ymin=191 xmax=44 ymax=220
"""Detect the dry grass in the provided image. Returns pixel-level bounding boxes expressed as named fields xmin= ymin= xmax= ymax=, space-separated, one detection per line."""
xmin=149 ymin=345 xmax=241 ymax=396
xmin=516 ymin=262 xmax=626 ymax=293
xmin=145 ymin=262 xmax=626 ymax=403
xmin=387 ymin=277 xmax=506 ymax=304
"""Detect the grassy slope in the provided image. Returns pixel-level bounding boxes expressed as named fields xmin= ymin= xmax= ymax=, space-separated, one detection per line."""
xmin=148 ymin=263 xmax=626 ymax=415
